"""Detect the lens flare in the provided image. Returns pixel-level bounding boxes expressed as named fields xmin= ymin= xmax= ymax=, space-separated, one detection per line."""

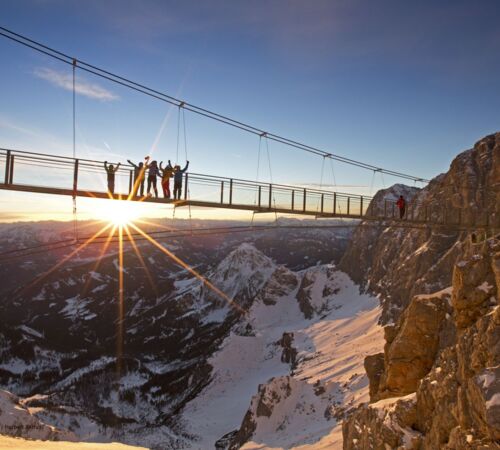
xmin=96 ymin=200 xmax=141 ymax=226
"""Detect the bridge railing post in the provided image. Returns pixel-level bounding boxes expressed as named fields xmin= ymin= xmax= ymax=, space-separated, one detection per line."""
xmin=321 ymin=193 xmax=324 ymax=214
xmin=128 ymin=170 xmax=133 ymax=194
xmin=258 ymin=185 xmax=261 ymax=208
xmin=4 ymin=150 xmax=10 ymax=185
xmin=9 ymin=155 xmax=14 ymax=184
xmin=229 ymin=179 xmax=233 ymax=205
xmin=291 ymin=190 xmax=295 ymax=211
xmin=333 ymin=192 xmax=337 ymax=215
xmin=73 ymin=159 xmax=79 ymax=198
xmin=269 ymin=184 xmax=272 ymax=209
xmin=347 ymin=197 xmax=350 ymax=215
xmin=360 ymin=196 xmax=363 ymax=217
xmin=220 ymin=181 xmax=224 ymax=204
xmin=303 ymin=188 xmax=306 ymax=212
xmin=184 ymin=173 xmax=189 ymax=200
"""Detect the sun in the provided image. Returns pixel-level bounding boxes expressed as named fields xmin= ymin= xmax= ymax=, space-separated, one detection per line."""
xmin=96 ymin=200 xmax=141 ymax=226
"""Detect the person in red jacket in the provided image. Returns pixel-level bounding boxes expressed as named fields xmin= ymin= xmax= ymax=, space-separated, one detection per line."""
xmin=396 ymin=195 xmax=406 ymax=219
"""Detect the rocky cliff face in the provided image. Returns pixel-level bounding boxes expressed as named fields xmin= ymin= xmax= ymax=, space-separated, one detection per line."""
xmin=343 ymin=235 xmax=500 ymax=449
xmin=339 ymin=132 xmax=500 ymax=324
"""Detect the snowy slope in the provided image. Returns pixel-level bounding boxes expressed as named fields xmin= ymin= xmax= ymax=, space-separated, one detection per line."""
xmin=0 ymin=235 xmax=375 ymax=449
xmin=182 ymin=261 xmax=384 ymax=449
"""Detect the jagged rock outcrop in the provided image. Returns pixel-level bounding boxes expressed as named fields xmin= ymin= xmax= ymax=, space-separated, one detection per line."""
xmin=257 ymin=266 xmax=298 ymax=306
xmin=0 ymin=389 xmax=76 ymax=441
xmin=279 ymin=332 xmax=298 ymax=368
xmin=340 ymin=132 xmax=500 ymax=324
xmin=364 ymin=353 xmax=384 ymax=400
xmin=452 ymin=245 xmax=497 ymax=329
xmin=296 ymin=265 xmax=339 ymax=319
xmin=343 ymin=236 xmax=500 ymax=449
xmin=343 ymin=394 xmax=422 ymax=449
xmin=373 ymin=288 xmax=453 ymax=400
xmin=225 ymin=376 xmax=294 ymax=450
xmin=225 ymin=375 xmax=331 ymax=450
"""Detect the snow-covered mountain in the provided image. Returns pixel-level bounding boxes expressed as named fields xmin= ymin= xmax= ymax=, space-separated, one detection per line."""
xmin=1 ymin=133 xmax=498 ymax=449
xmin=0 ymin=221 xmax=372 ymax=449
xmin=184 ymin=262 xmax=382 ymax=449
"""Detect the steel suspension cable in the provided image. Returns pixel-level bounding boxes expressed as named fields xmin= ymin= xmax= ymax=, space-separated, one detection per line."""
xmin=72 ymin=58 xmax=78 ymax=242
xmin=0 ymin=26 xmax=429 ymax=183
xmin=182 ymin=107 xmax=193 ymax=234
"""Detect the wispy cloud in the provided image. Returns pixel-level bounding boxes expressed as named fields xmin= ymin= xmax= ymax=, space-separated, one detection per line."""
xmin=34 ymin=67 xmax=119 ymax=101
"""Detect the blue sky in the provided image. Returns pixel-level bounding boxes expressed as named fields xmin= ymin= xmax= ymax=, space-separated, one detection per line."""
xmin=1 ymin=0 xmax=500 ymax=221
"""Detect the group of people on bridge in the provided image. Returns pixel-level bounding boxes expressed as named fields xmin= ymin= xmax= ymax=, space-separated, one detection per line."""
xmin=103 ymin=158 xmax=409 ymax=218
xmin=104 ymin=157 xmax=189 ymax=200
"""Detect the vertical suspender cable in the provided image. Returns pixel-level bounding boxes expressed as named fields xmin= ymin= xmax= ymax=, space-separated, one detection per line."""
xmin=329 ymin=158 xmax=342 ymax=215
xmin=265 ymin=136 xmax=278 ymax=225
xmin=182 ymin=106 xmax=192 ymax=234
xmin=172 ymin=105 xmax=181 ymax=223
xmin=251 ymin=135 xmax=263 ymax=227
xmin=316 ymin=156 xmax=326 ymax=216
xmin=72 ymin=58 xmax=78 ymax=242
xmin=176 ymin=105 xmax=181 ymax=165
xmin=369 ymin=170 xmax=376 ymax=196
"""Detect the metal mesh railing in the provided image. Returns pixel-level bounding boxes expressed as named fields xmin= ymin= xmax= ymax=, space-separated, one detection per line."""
xmin=0 ymin=147 xmax=497 ymax=229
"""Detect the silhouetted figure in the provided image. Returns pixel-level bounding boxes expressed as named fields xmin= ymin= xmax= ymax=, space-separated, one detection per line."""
xmin=396 ymin=195 xmax=406 ymax=219
xmin=159 ymin=160 xmax=174 ymax=199
xmin=173 ymin=161 xmax=189 ymax=200
xmin=146 ymin=159 xmax=160 ymax=198
xmin=127 ymin=158 xmax=146 ymax=197
xmin=104 ymin=161 xmax=120 ymax=195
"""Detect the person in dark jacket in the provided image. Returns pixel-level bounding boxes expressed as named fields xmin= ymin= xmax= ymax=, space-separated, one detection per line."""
xmin=173 ymin=161 xmax=189 ymax=200
xmin=396 ymin=195 xmax=406 ymax=219
xmin=104 ymin=161 xmax=120 ymax=195
xmin=146 ymin=159 xmax=160 ymax=198
xmin=159 ymin=160 xmax=174 ymax=199
xmin=127 ymin=158 xmax=146 ymax=197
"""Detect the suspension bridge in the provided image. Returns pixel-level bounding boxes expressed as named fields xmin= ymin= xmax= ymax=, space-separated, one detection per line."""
xmin=0 ymin=27 xmax=498 ymax=236
xmin=1 ymin=147 xmax=498 ymax=232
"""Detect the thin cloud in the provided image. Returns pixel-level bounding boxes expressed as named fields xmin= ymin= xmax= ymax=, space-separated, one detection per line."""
xmin=34 ymin=67 xmax=119 ymax=101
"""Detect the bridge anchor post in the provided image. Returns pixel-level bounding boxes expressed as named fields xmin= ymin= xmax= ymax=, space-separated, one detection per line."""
xmin=4 ymin=150 xmax=10 ymax=185
xmin=8 ymin=155 xmax=14 ymax=184
xmin=73 ymin=159 xmax=79 ymax=198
